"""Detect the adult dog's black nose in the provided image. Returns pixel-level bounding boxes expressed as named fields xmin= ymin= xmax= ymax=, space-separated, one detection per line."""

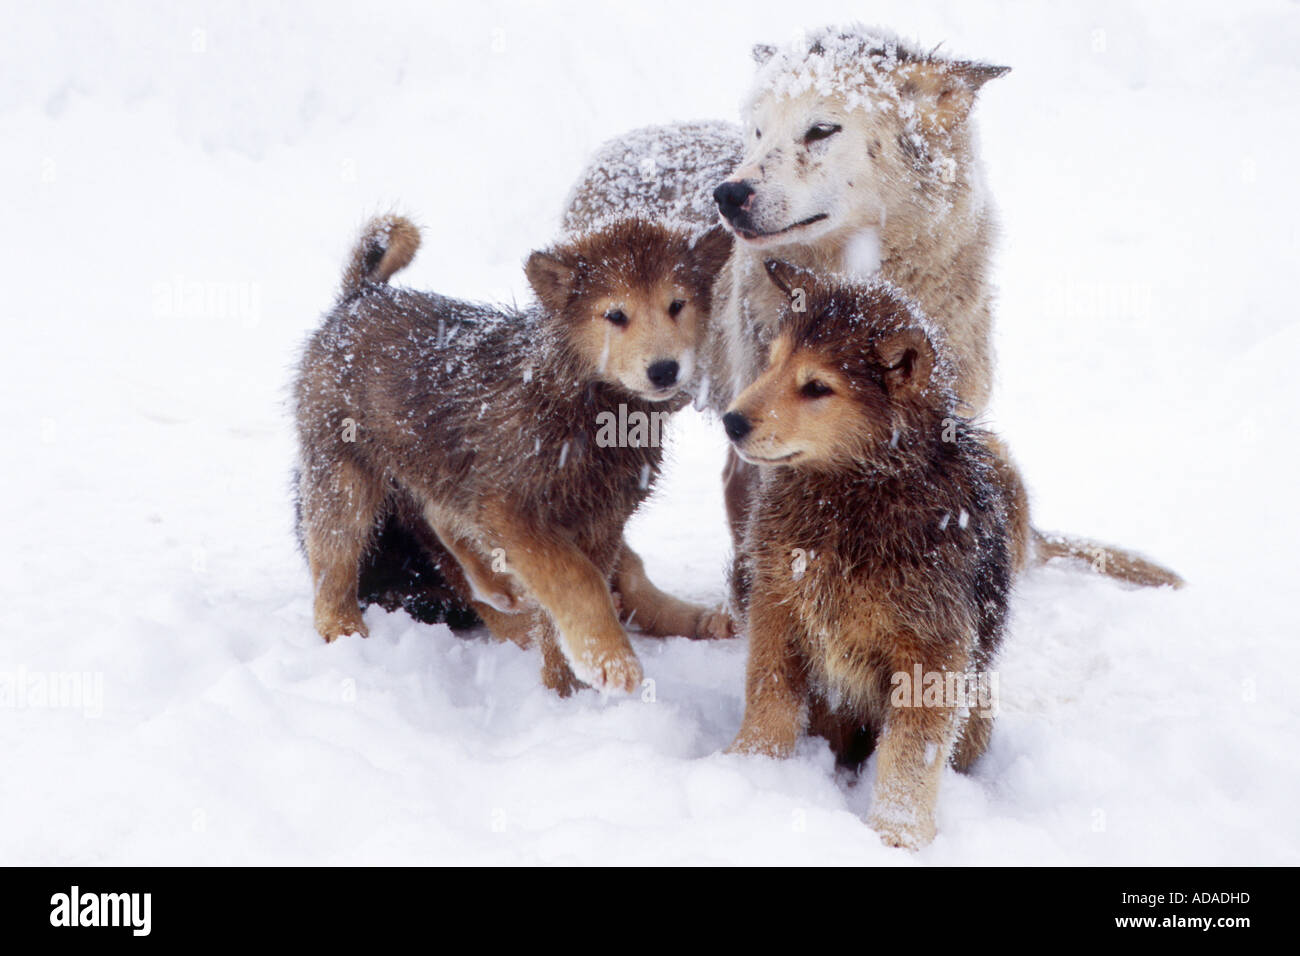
xmin=722 ymin=411 xmax=751 ymax=442
xmin=647 ymin=359 xmax=679 ymax=389
xmin=713 ymin=181 xmax=755 ymax=221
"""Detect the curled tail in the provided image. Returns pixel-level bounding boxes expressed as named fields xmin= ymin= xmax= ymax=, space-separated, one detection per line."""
xmin=339 ymin=214 xmax=420 ymax=300
xmin=1033 ymin=529 xmax=1185 ymax=589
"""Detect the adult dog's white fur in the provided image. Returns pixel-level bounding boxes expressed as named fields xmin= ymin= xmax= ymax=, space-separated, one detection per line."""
xmin=564 ymin=27 xmax=1006 ymax=416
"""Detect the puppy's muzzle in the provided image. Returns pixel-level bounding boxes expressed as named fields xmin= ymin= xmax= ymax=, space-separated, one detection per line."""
xmin=722 ymin=411 xmax=751 ymax=442
xmin=647 ymin=359 xmax=679 ymax=390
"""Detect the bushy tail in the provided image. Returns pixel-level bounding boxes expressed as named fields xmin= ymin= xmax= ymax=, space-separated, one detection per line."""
xmin=1032 ymin=529 xmax=1185 ymax=589
xmin=339 ymin=214 xmax=420 ymax=300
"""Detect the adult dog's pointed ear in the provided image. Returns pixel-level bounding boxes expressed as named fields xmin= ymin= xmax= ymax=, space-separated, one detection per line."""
xmin=688 ymin=225 xmax=734 ymax=293
xmin=763 ymin=259 xmax=818 ymax=303
xmin=752 ymin=43 xmax=777 ymax=66
xmin=525 ymin=250 xmax=579 ymax=312
xmin=896 ymin=60 xmax=1010 ymax=132
xmin=876 ymin=327 xmax=936 ymax=397
xmin=951 ymin=60 xmax=1012 ymax=89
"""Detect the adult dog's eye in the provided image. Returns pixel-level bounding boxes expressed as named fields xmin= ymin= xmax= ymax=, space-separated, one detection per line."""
xmin=800 ymin=379 xmax=833 ymax=398
xmin=668 ymin=299 xmax=685 ymax=318
xmin=754 ymin=128 xmax=762 ymax=140
xmin=803 ymin=123 xmax=841 ymax=144
xmin=604 ymin=308 xmax=628 ymax=327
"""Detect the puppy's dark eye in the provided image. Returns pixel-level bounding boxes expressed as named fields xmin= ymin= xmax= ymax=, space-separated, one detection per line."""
xmin=800 ymin=379 xmax=833 ymax=398
xmin=803 ymin=123 xmax=841 ymax=144
xmin=755 ymin=128 xmax=762 ymax=140
xmin=604 ymin=309 xmax=628 ymax=327
xmin=668 ymin=299 xmax=685 ymax=318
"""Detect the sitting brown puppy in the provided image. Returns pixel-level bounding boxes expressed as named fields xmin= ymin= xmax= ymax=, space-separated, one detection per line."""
xmin=294 ymin=214 xmax=732 ymax=694
xmin=723 ymin=260 xmax=1028 ymax=849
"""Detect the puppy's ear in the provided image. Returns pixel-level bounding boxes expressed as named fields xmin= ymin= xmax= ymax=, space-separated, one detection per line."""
xmin=896 ymin=60 xmax=1009 ymax=131
xmin=752 ymin=43 xmax=777 ymax=66
xmin=876 ymin=327 xmax=935 ymax=397
xmin=688 ymin=225 xmax=734 ymax=292
xmin=763 ymin=259 xmax=817 ymax=302
xmin=525 ymin=250 xmax=579 ymax=312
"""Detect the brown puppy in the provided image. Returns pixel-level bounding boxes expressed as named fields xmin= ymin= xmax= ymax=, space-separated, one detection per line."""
xmin=294 ymin=215 xmax=733 ymax=694
xmin=724 ymin=260 xmax=1023 ymax=849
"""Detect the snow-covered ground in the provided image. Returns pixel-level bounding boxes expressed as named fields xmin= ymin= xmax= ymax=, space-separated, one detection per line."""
xmin=3 ymin=0 xmax=1297 ymax=864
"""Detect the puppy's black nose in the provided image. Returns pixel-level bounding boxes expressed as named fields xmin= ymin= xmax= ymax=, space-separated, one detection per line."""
xmin=647 ymin=359 xmax=679 ymax=389
xmin=722 ymin=411 xmax=751 ymax=442
xmin=713 ymin=181 xmax=755 ymax=221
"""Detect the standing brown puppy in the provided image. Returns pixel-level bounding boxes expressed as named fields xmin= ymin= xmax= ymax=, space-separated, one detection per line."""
xmin=724 ymin=260 xmax=1025 ymax=849
xmin=294 ymin=215 xmax=732 ymax=694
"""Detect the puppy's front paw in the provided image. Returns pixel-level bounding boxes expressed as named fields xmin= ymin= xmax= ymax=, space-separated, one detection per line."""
xmin=565 ymin=643 xmax=643 ymax=695
xmin=559 ymin=621 xmax=643 ymax=694
xmin=593 ymin=648 xmax=643 ymax=694
xmin=867 ymin=810 xmax=935 ymax=851
xmin=315 ymin=608 xmax=369 ymax=643
xmin=724 ymin=736 xmax=754 ymax=756
xmin=694 ymin=605 xmax=736 ymax=640
xmin=725 ymin=727 xmax=793 ymax=758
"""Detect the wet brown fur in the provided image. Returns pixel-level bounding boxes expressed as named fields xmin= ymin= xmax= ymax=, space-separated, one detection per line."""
xmin=725 ymin=261 xmax=1020 ymax=849
xmin=294 ymin=215 xmax=733 ymax=694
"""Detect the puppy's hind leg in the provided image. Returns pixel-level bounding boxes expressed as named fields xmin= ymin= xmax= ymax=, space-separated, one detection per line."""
xmin=424 ymin=509 xmax=529 ymax=614
xmin=300 ymin=458 xmax=385 ymax=642
xmin=613 ymin=541 xmax=733 ymax=640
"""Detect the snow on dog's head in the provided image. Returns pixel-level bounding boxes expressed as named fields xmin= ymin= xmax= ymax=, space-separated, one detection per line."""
xmin=714 ymin=25 xmax=1009 ymax=254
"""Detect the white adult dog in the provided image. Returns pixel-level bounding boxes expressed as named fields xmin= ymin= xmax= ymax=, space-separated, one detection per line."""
xmin=564 ymin=25 xmax=1183 ymax=590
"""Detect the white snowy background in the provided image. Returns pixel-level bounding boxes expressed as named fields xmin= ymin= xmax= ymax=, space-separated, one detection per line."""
xmin=2 ymin=0 xmax=1297 ymax=864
